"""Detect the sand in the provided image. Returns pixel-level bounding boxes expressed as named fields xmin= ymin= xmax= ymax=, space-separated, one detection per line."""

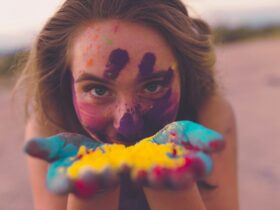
xmin=0 ymin=38 xmax=279 ymax=210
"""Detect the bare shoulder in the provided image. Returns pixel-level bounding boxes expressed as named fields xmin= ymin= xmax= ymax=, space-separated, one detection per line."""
xmin=25 ymin=116 xmax=68 ymax=210
xmin=25 ymin=115 xmax=62 ymax=140
xmin=198 ymin=93 xmax=236 ymax=134
xmin=197 ymin=94 xmax=239 ymax=210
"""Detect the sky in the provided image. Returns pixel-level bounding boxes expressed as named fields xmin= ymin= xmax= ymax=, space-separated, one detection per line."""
xmin=0 ymin=0 xmax=280 ymax=51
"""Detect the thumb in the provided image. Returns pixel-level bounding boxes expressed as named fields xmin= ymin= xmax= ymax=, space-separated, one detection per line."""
xmin=24 ymin=133 xmax=100 ymax=161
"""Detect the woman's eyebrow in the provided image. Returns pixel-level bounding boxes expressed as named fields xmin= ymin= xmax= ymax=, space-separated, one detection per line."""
xmin=75 ymin=73 xmax=112 ymax=84
xmin=137 ymin=70 xmax=173 ymax=82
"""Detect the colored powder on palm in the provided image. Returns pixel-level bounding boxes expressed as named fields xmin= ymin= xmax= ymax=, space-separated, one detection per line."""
xmin=67 ymin=137 xmax=189 ymax=180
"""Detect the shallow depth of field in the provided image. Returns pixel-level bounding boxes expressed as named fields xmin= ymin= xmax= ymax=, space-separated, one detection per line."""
xmin=0 ymin=34 xmax=280 ymax=209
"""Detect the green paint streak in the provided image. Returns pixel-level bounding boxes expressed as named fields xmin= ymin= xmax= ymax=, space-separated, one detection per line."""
xmin=103 ymin=37 xmax=113 ymax=45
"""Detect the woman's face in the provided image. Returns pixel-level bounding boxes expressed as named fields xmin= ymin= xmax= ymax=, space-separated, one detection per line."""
xmin=71 ymin=20 xmax=181 ymax=145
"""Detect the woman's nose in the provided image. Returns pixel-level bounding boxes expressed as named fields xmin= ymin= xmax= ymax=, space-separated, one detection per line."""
xmin=113 ymin=103 xmax=143 ymax=138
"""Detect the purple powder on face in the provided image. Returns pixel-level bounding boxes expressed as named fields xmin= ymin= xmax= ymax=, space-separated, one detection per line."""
xmin=142 ymin=89 xmax=178 ymax=136
xmin=138 ymin=52 xmax=156 ymax=78
xmin=118 ymin=112 xmax=143 ymax=140
xmin=104 ymin=48 xmax=129 ymax=80
xmin=162 ymin=68 xmax=174 ymax=85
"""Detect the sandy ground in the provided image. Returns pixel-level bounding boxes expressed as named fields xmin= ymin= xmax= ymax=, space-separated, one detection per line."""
xmin=0 ymin=38 xmax=280 ymax=210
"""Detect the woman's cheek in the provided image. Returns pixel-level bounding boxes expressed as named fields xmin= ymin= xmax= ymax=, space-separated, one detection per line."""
xmin=73 ymin=96 xmax=110 ymax=133
xmin=141 ymin=89 xmax=180 ymax=136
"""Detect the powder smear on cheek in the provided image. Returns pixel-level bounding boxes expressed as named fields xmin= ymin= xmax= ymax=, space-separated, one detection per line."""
xmin=75 ymin=102 xmax=109 ymax=131
xmin=71 ymin=82 xmax=108 ymax=133
xmin=142 ymin=66 xmax=178 ymax=135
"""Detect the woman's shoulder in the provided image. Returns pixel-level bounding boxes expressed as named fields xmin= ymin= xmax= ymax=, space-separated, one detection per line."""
xmin=24 ymin=115 xmax=68 ymax=210
xmin=197 ymin=93 xmax=239 ymax=210
xmin=198 ymin=93 xmax=235 ymax=134
xmin=25 ymin=114 xmax=64 ymax=141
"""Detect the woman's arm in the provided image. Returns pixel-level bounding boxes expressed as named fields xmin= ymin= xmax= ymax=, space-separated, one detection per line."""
xmin=25 ymin=117 xmax=68 ymax=210
xmin=144 ymin=93 xmax=239 ymax=210
xmin=67 ymin=187 xmax=120 ymax=210
xmin=144 ymin=185 xmax=207 ymax=210
xmin=197 ymin=93 xmax=239 ymax=210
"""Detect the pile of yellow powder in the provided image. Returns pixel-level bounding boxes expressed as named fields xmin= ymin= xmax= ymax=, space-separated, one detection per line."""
xmin=67 ymin=137 xmax=189 ymax=180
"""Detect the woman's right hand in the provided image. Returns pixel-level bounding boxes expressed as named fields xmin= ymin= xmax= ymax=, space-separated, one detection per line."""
xmin=24 ymin=133 xmax=119 ymax=199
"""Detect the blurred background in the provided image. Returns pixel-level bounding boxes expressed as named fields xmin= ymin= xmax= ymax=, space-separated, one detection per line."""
xmin=0 ymin=0 xmax=279 ymax=209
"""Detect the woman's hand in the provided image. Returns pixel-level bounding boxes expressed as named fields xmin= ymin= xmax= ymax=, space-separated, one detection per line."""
xmin=24 ymin=133 xmax=119 ymax=199
xmin=140 ymin=121 xmax=225 ymax=189
xmin=143 ymin=121 xmax=225 ymax=210
xmin=152 ymin=121 xmax=225 ymax=152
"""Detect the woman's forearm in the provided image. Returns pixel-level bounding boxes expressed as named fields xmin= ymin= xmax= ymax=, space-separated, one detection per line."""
xmin=67 ymin=186 xmax=120 ymax=210
xmin=144 ymin=184 xmax=206 ymax=210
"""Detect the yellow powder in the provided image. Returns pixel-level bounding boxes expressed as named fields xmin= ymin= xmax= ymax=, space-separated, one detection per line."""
xmin=67 ymin=137 xmax=189 ymax=179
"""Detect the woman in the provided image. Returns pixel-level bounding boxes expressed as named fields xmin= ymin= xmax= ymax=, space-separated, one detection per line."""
xmin=18 ymin=0 xmax=238 ymax=209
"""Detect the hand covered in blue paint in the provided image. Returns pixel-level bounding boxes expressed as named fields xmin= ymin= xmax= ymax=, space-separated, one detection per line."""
xmin=139 ymin=121 xmax=225 ymax=189
xmin=24 ymin=133 xmax=118 ymax=198
xmin=24 ymin=121 xmax=224 ymax=196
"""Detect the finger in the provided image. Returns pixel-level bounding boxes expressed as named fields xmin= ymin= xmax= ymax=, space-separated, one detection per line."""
xmin=73 ymin=169 xmax=119 ymax=199
xmin=160 ymin=151 xmax=213 ymax=189
xmin=24 ymin=133 xmax=101 ymax=161
xmin=146 ymin=167 xmax=171 ymax=189
xmin=46 ymin=158 xmax=74 ymax=195
xmin=153 ymin=121 xmax=224 ymax=152
xmin=59 ymin=133 xmax=101 ymax=149
xmin=185 ymin=151 xmax=213 ymax=179
xmin=166 ymin=166 xmax=194 ymax=190
xmin=24 ymin=137 xmax=65 ymax=162
xmin=73 ymin=170 xmax=101 ymax=198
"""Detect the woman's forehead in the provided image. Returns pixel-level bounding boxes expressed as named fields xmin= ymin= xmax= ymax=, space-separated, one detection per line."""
xmin=72 ymin=20 xmax=176 ymax=80
xmin=71 ymin=20 xmax=176 ymax=70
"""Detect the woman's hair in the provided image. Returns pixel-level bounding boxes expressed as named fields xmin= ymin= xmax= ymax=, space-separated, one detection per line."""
xmin=16 ymin=0 xmax=217 ymax=133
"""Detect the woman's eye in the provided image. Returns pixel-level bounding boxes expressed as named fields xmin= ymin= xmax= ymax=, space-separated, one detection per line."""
xmin=143 ymin=82 xmax=163 ymax=94
xmin=89 ymin=86 xmax=110 ymax=97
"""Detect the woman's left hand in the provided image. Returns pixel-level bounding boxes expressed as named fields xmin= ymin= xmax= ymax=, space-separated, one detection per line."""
xmin=142 ymin=121 xmax=225 ymax=210
xmin=137 ymin=121 xmax=225 ymax=189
